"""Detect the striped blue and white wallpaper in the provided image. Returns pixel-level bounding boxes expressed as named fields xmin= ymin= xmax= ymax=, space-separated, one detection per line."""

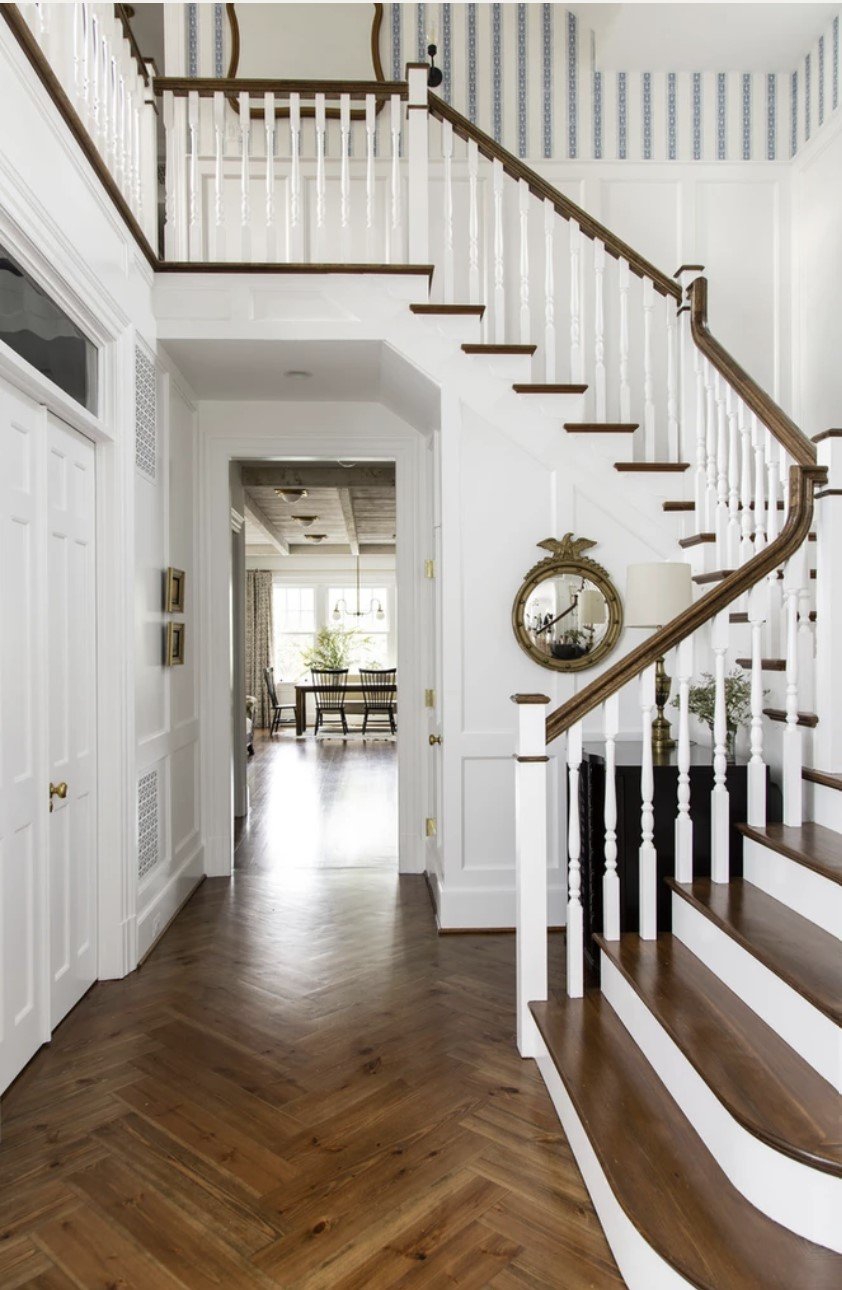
xmin=182 ymin=4 xmax=842 ymax=164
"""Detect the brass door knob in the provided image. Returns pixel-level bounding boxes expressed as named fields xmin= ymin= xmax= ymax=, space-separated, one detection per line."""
xmin=49 ymin=781 xmax=68 ymax=812
xmin=428 ymin=734 xmax=442 ymax=746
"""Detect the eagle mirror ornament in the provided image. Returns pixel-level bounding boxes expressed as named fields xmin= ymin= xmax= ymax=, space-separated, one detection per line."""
xmin=512 ymin=535 xmax=623 ymax=673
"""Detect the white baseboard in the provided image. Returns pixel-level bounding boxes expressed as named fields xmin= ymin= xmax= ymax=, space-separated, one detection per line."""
xmin=600 ymin=953 xmax=842 ymax=1251
xmin=743 ymin=837 xmax=842 ymax=939
xmin=671 ymin=893 xmax=842 ymax=1092
xmin=435 ymin=880 xmax=565 ymax=930
xmin=136 ymin=843 xmax=205 ymax=962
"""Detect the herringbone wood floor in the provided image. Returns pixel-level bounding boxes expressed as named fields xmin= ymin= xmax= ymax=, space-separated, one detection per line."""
xmin=0 ymin=736 xmax=621 ymax=1288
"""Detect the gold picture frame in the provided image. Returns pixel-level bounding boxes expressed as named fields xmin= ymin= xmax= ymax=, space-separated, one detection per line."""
xmin=165 ymin=567 xmax=185 ymax=614
xmin=165 ymin=621 xmax=186 ymax=667
xmin=512 ymin=534 xmax=623 ymax=674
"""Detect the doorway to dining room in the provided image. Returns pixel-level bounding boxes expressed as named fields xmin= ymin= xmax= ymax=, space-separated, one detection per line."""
xmin=231 ymin=458 xmax=401 ymax=877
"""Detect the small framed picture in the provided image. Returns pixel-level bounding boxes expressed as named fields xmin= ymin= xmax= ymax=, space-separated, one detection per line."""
xmin=165 ymin=567 xmax=185 ymax=613
xmin=165 ymin=621 xmax=185 ymax=666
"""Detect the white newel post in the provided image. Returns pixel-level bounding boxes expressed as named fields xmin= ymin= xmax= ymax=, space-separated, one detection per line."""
xmin=406 ymin=64 xmax=429 ymax=264
xmin=512 ymin=694 xmax=550 ymax=1057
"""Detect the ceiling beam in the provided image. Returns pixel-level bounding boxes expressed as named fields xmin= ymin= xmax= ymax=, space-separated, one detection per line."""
xmin=240 ymin=464 xmax=395 ymax=490
xmin=243 ymin=495 xmax=290 ymax=556
xmin=337 ymin=488 xmax=359 ymax=556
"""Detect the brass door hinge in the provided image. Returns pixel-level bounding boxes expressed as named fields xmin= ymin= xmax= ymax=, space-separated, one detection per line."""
xmin=424 ymin=688 xmax=435 ymax=708
xmin=425 ymin=817 xmax=437 ymax=837
xmin=424 ymin=559 xmax=435 ymax=579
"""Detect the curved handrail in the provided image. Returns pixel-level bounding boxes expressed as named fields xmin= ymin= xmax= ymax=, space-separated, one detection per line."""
xmin=427 ymin=94 xmax=681 ymax=301
xmin=153 ymin=77 xmax=408 ymax=101
xmin=545 ymin=277 xmax=826 ymax=745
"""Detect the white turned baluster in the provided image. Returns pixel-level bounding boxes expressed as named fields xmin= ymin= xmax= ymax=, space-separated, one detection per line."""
xmin=543 ymin=200 xmax=556 ymax=382
xmin=80 ymin=3 xmax=91 ymax=126
xmin=73 ymin=3 xmax=85 ymax=99
xmin=642 ymin=277 xmax=655 ymax=459
xmin=765 ymin=428 xmax=782 ymax=656
xmin=264 ymin=93 xmax=277 ymax=262
xmin=704 ymin=360 xmax=717 ymax=531
xmin=442 ymin=119 xmax=454 ymax=302
xmin=113 ymin=65 xmax=124 ymax=191
xmin=674 ymin=636 xmax=694 ymax=883
xmin=364 ymin=95 xmax=376 ymax=262
xmin=187 ymin=89 xmax=200 ymax=261
xmin=726 ymin=387 xmax=741 ymax=567
xmin=752 ymin=414 xmax=766 ymax=552
xmin=594 ymin=240 xmax=606 ymax=420
xmin=338 ymin=93 xmax=351 ymax=262
xmin=619 ymin=258 xmax=631 ymax=422
xmin=162 ymin=89 xmax=187 ymax=261
xmin=212 ymin=91 xmax=226 ymax=261
xmin=766 ymin=428 xmax=781 ymax=543
xmin=289 ymin=93 xmax=302 ymax=261
xmin=569 ymin=220 xmax=582 ymax=383
xmin=639 ymin=665 xmax=657 ymax=940
xmin=783 ymin=547 xmax=806 ymax=825
xmin=238 ymin=92 xmax=251 ymax=261
xmin=90 ymin=12 xmax=100 ymax=141
xmin=711 ymin=610 xmax=730 ymax=882
xmin=747 ymin=582 xmax=768 ymax=826
xmin=693 ymin=344 xmax=706 ymax=517
xmin=108 ymin=51 xmax=119 ymax=176
xmin=518 ymin=179 xmax=530 ymax=344
xmin=314 ymin=93 xmax=326 ymax=262
xmin=513 ymin=696 xmax=549 ymax=1057
xmin=492 ymin=159 xmax=505 ymax=343
xmin=715 ymin=375 xmax=729 ymax=565
xmin=739 ymin=403 xmax=754 ymax=564
xmin=602 ymin=694 xmax=620 ymax=940
xmin=666 ymin=297 xmax=678 ymax=460
xmin=388 ymin=93 xmax=401 ymax=264
xmin=567 ymin=720 xmax=584 ymax=998
xmin=468 ymin=139 xmax=480 ymax=305
xmin=797 ymin=583 xmax=814 ymax=713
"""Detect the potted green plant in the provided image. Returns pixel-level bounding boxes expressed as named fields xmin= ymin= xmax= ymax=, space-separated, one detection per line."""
xmin=300 ymin=626 xmax=374 ymax=672
xmin=672 ymin=669 xmax=761 ymax=761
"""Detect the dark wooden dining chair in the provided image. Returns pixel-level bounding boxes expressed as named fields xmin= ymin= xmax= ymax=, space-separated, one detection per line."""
xmin=360 ymin=668 xmax=397 ymax=735
xmin=264 ymin=666 xmax=296 ymax=736
xmin=311 ymin=668 xmax=350 ymax=736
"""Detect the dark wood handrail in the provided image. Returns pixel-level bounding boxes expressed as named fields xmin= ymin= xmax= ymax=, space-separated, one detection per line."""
xmin=114 ymin=4 xmax=153 ymax=86
xmin=427 ymin=95 xmax=681 ymax=302
xmin=689 ymin=277 xmax=816 ymax=467
xmin=153 ymin=77 xmax=408 ymax=101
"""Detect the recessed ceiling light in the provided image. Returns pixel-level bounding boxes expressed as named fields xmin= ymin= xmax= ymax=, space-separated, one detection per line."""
xmin=275 ymin=487 xmax=308 ymax=502
xmin=284 ymin=369 xmax=312 ymax=379
xmin=302 ymin=532 xmax=328 ymax=543
xmin=291 ymin=514 xmax=319 ymax=527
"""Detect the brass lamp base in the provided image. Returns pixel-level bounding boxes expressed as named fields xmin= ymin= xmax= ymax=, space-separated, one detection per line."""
xmin=652 ymin=655 xmax=675 ymax=754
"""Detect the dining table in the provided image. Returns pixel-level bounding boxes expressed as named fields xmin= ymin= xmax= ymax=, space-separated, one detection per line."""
xmin=294 ymin=682 xmax=397 ymax=736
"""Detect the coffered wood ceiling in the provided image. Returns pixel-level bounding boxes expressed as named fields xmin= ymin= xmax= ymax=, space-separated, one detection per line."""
xmin=240 ymin=462 xmax=396 ymax=556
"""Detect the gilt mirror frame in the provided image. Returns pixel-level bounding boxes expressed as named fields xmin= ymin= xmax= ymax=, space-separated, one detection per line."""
xmin=512 ymin=535 xmax=624 ymax=674
xmin=226 ymin=2 xmax=386 ymax=120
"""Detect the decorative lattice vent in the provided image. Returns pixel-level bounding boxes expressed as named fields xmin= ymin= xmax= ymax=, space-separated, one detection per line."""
xmin=135 ymin=344 xmax=157 ymax=481
xmin=137 ymin=768 xmax=160 ymax=881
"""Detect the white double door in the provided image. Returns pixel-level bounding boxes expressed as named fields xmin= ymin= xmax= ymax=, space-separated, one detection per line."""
xmin=0 ymin=380 xmax=97 ymax=1095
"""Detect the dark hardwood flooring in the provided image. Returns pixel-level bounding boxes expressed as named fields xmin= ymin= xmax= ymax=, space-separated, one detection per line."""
xmin=0 ymin=735 xmax=620 ymax=1288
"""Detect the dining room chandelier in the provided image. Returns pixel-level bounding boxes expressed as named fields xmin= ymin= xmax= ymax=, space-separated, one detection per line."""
xmin=332 ymin=556 xmax=385 ymax=621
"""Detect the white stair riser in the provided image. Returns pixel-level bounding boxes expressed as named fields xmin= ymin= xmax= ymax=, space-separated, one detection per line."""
xmin=533 ymin=1037 xmax=694 ymax=1290
xmin=415 ymin=315 xmax=484 ymax=343
xmin=743 ymin=838 xmax=842 ymax=939
xmin=672 ymin=893 xmax=842 ymax=1092
xmin=464 ymin=354 xmax=534 ymax=381
xmin=803 ymin=780 xmax=842 ymax=831
xmin=600 ymin=954 xmax=842 ymax=1252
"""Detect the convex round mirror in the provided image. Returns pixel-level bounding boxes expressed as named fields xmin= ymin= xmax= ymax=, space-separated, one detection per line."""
xmin=512 ymin=535 xmax=623 ymax=673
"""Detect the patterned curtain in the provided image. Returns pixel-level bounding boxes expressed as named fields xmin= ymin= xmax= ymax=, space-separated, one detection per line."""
xmin=245 ymin=570 xmax=275 ymax=728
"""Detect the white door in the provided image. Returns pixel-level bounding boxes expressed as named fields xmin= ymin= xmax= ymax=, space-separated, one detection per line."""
xmin=47 ymin=415 xmax=97 ymax=1028
xmin=0 ymin=383 xmax=46 ymax=1092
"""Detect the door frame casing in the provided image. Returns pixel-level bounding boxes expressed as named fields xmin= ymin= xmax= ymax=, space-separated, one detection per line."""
xmin=200 ymin=419 xmax=432 ymax=878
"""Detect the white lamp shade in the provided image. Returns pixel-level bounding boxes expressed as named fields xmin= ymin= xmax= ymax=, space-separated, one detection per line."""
xmin=625 ymin=562 xmax=693 ymax=628
xmin=578 ymin=587 xmax=607 ymax=626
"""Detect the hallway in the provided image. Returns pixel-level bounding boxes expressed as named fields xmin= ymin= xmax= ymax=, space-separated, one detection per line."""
xmin=0 ymin=745 xmax=620 ymax=1288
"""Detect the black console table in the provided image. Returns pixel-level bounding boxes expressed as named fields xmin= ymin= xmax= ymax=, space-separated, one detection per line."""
xmin=578 ymin=741 xmax=781 ymax=980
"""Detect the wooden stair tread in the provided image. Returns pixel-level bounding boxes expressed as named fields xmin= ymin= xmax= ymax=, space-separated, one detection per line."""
xmin=738 ymin=821 xmax=842 ymax=886
xmin=615 ymin=461 xmax=690 ymax=472
xmin=693 ymin=569 xmax=734 ymax=585
xmin=763 ymin=707 xmax=819 ymax=728
xmin=596 ymin=933 xmax=842 ymax=1175
xmin=529 ymin=994 xmax=841 ymax=1290
xmin=663 ymin=500 xmax=695 ymax=511
xmin=513 ymin=382 xmax=588 ymax=393
xmin=410 ymin=302 xmax=485 ymax=316
xmin=678 ymin=532 xmax=715 ymax=547
xmin=730 ymin=611 xmax=749 ymax=623
xmin=735 ymin=657 xmax=786 ymax=671
xmin=668 ymin=878 xmax=842 ymax=1024
xmin=564 ymin=422 xmax=638 ymax=432
xmin=803 ymin=767 xmax=842 ymax=792
xmin=461 ymin=342 xmax=536 ymax=354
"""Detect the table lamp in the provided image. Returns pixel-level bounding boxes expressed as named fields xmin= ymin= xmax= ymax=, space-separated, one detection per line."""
xmin=578 ymin=587 xmax=607 ymax=648
xmin=625 ymin=562 xmax=693 ymax=753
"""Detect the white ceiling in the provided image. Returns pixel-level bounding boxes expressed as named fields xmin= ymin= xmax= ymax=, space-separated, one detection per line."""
xmin=573 ymin=4 xmax=836 ymax=71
